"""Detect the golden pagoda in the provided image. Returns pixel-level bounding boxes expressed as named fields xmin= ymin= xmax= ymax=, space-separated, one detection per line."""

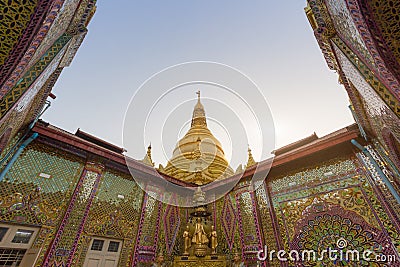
xmin=162 ymin=91 xmax=234 ymax=185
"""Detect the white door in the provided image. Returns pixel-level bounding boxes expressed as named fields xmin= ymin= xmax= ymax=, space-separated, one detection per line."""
xmin=87 ymin=258 xmax=101 ymax=267
xmin=84 ymin=238 xmax=121 ymax=267
xmin=104 ymin=259 xmax=117 ymax=267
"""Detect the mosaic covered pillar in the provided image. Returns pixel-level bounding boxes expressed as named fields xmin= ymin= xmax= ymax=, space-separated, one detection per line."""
xmin=324 ymin=0 xmax=400 ymax=96
xmin=42 ymin=162 xmax=104 ymax=267
xmin=163 ymin=200 xmax=181 ymax=255
xmin=355 ymin=0 xmax=400 ymax=83
xmin=255 ymin=181 xmax=282 ymax=267
xmin=220 ymin=194 xmax=237 ymax=251
xmin=132 ymin=186 xmax=163 ymax=266
xmin=347 ymin=0 xmax=400 ymax=93
xmin=0 ymin=0 xmax=66 ymax=92
xmin=235 ymin=183 xmax=263 ymax=264
xmin=0 ymin=33 xmax=72 ymax=120
xmin=356 ymin=146 xmax=400 ymax=233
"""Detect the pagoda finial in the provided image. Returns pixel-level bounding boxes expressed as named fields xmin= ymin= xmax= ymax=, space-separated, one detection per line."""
xmin=141 ymin=143 xmax=154 ymax=167
xmin=246 ymin=145 xmax=257 ymax=169
xmin=191 ymin=91 xmax=207 ymax=127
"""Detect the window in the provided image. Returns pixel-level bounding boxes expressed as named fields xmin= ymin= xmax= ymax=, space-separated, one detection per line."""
xmin=107 ymin=241 xmax=120 ymax=252
xmin=0 ymin=228 xmax=8 ymax=242
xmin=0 ymin=224 xmax=38 ymax=266
xmin=91 ymin=239 xmax=104 ymax=251
xmin=0 ymin=248 xmax=26 ymax=266
xmin=11 ymin=229 xmax=34 ymax=244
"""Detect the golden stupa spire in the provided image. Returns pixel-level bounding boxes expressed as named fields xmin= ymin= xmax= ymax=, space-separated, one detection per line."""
xmin=163 ymin=91 xmax=234 ymax=185
xmin=246 ymin=145 xmax=257 ymax=169
xmin=191 ymin=90 xmax=207 ymax=127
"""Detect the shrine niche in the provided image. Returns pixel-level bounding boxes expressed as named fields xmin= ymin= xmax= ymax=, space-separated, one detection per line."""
xmin=174 ymin=188 xmax=227 ymax=267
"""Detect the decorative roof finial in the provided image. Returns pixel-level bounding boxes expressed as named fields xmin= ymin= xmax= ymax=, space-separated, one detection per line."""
xmin=246 ymin=145 xmax=257 ymax=169
xmin=141 ymin=143 xmax=154 ymax=167
xmin=191 ymin=91 xmax=207 ymax=127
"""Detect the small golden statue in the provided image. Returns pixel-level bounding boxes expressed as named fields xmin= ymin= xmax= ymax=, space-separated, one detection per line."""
xmin=183 ymin=225 xmax=191 ymax=255
xmin=192 ymin=217 xmax=209 ymax=245
xmin=210 ymin=225 xmax=218 ymax=254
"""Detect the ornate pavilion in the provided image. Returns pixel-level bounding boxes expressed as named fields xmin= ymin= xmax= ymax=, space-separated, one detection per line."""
xmin=0 ymin=0 xmax=399 ymax=267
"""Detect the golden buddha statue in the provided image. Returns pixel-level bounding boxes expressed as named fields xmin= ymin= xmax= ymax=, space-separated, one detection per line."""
xmin=183 ymin=225 xmax=191 ymax=255
xmin=210 ymin=225 xmax=218 ymax=254
xmin=192 ymin=217 xmax=209 ymax=245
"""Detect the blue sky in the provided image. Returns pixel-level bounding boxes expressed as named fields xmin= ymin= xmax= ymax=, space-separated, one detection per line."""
xmin=43 ymin=1 xmax=354 ymax=167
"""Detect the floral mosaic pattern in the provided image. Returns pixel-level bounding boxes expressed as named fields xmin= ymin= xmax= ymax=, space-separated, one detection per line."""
xmin=325 ymin=0 xmax=374 ymax=66
xmin=0 ymin=143 xmax=84 ymax=226
xmin=292 ymin=207 xmax=392 ymax=266
xmin=221 ymin=194 xmax=237 ymax=250
xmin=164 ymin=204 xmax=181 ymax=254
